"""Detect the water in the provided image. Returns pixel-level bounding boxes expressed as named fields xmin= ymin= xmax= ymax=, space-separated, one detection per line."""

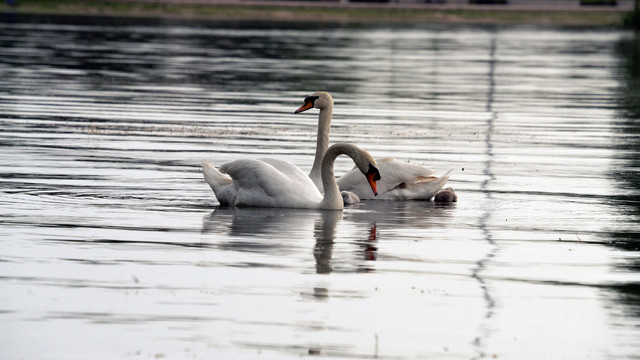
xmin=1 ymin=14 xmax=639 ymax=359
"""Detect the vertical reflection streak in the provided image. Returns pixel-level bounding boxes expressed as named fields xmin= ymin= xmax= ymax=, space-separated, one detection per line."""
xmin=471 ymin=36 xmax=499 ymax=360
xmin=314 ymin=210 xmax=342 ymax=274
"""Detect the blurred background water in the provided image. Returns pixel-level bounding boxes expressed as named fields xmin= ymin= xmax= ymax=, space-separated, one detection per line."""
xmin=1 ymin=14 xmax=639 ymax=359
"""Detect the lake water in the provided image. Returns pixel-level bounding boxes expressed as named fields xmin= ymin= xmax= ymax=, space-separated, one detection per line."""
xmin=1 ymin=14 xmax=639 ymax=359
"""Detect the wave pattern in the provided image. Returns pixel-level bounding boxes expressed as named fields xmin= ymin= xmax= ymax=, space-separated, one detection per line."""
xmin=1 ymin=15 xmax=639 ymax=359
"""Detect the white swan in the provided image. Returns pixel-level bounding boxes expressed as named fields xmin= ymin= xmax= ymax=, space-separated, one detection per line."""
xmin=295 ymin=91 xmax=452 ymax=200
xmin=203 ymin=143 xmax=380 ymax=210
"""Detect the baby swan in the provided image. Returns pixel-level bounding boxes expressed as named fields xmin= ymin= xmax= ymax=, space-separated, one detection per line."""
xmin=341 ymin=190 xmax=360 ymax=206
xmin=434 ymin=187 xmax=457 ymax=203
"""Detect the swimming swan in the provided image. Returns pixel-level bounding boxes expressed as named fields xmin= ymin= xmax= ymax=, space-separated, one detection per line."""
xmin=203 ymin=143 xmax=380 ymax=210
xmin=295 ymin=91 xmax=451 ymax=200
xmin=341 ymin=190 xmax=360 ymax=206
xmin=434 ymin=187 xmax=458 ymax=203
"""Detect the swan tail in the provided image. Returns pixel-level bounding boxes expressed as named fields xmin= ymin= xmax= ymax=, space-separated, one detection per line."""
xmin=202 ymin=160 xmax=236 ymax=205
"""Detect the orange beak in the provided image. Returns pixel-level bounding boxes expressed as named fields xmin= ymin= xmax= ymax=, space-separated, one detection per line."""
xmin=367 ymin=172 xmax=378 ymax=196
xmin=295 ymin=101 xmax=314 ymax=114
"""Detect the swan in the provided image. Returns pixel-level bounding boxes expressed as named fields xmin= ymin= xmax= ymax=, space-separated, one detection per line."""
xmin=203 ymin=143 xmax=380 ymax=210
xmin=295 ymin=91 xmax=452 ymax=200
xmin=341 ymin=190 xmax=360 ymax=206
xmin=434 ymin=187 xmax=458 ymax=203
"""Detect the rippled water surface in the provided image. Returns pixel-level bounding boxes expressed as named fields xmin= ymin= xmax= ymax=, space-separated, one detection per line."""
xmin=1 ymin=14 xmax=640 ymax=359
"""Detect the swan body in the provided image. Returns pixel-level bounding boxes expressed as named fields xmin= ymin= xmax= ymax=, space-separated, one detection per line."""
xmin=337 ymin=157 xmax=452 ymax=200
xmin=203 ymin=143 xmax=380 ymax=210
xmin=295 ymin=92 xmax=452 ymax=200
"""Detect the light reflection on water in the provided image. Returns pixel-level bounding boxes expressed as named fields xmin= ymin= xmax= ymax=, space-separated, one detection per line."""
xmin=1 ymin=14 xmax=639 ymax=359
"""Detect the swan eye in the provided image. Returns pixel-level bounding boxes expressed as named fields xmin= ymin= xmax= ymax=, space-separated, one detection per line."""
xmin=304 ymin=95 xmax=319 ymax=105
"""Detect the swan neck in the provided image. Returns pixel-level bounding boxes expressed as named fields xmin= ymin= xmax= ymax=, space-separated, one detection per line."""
xmin=309 ymin=104 xmax=332 ymax=190
xmin=320 ymin=143 xmax=355 ymax=210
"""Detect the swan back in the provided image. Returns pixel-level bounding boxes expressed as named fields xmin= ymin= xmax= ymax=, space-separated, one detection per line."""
xmin=337 ymin=159 xmax=436 ymax=199
xmin=377 ymin=169 xmax=453 ymax=201
xmin=220 ymin=158 xmax=323 ymax=208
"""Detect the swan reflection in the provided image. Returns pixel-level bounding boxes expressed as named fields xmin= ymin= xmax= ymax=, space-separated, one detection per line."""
xmin=202 ymin=200 xmax=454 ymax=275
xmin=202 ymin=206 xmax=323 ymax=238
xmin=363 ymin=224 xmax=378 ymax=262
xmin=202 ymin=207 xmax=392 ymax=274
xmin=313 ymin=210 xmax=342 ymax=274
xmin=343 ymin=199 xmax=455 ymax=227
xmin=203 ymin=207 xmax=343 ymax=273
xmin=200 ymin=206 xmax=383 ymax=274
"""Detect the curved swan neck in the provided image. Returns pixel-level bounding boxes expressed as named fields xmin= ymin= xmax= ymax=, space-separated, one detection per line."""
xmin=309 ymin=104 xmax=332 ymax=191
xmin=319 ymin=143 xmax=360 ymax=210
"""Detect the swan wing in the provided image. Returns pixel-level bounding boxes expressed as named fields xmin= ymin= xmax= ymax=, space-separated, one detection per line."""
xmin=220 ymin=159 xmax=323 ymax=208
xmin=376 ymin=169 xmax=453 ymax=200
xmin=259 ymin=158 xmax=316 ymax=188
xmin=337 ymin=159 xmax=436 ymax=199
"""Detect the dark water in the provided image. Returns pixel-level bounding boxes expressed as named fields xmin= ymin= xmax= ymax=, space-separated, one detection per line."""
xmin=1 ymin=14 xmax=639 ymax=359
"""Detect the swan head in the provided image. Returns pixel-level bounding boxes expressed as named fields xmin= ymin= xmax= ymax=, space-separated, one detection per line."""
xmin=351 ymin=147 xmax=380 ymax=196
xmin=341 ymin=190 xmax=360 ymax=205
xmin=434 ymin=187 xmax=457 ymax=203
xmin=365 ymin=163 xmax=381 ymax=196
xmin=294 ymin=92 xmax=334 ymax=114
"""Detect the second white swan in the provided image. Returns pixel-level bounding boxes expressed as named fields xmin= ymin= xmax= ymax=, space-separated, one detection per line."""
xmin=295 ymin=91 xmax=451 ymax=200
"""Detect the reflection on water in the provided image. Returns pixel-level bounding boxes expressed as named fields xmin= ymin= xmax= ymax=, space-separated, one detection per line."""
xmin=609 ymin=33 xmax=640 ymax=353
xmin=471 ymin=35 xmax=498 ymax=360
xmin=615 ymin=33 xmax=640 ymax=228
xmin=1 ymin=14 xmax=640 ymax=359
xmin=203 ymin=202 xmax=453 ymax=276
xmin=313 ymin=210 xmax=342 ymax=274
